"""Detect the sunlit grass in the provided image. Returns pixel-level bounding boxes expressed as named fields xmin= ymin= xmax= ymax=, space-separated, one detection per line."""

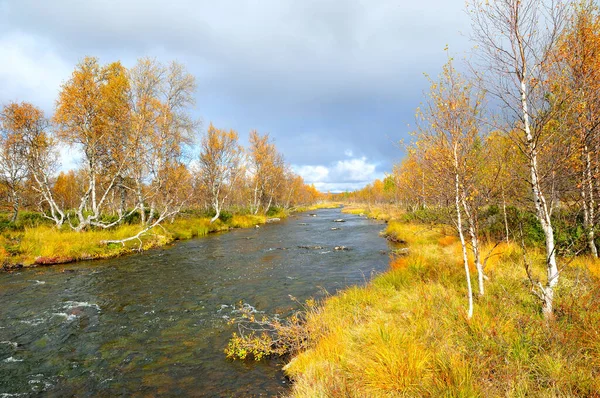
xmin=341 ymin=204 xmax=401 ymax=222
xmin=0 ymin=211 xmax=269 ymax=267
xmin=16 ymin=224 xmax=167 ymax=264
xmin=293 ymin=202 xmax=342 ymax=212
xmin=229 ymin=214 xmax=266 ymax=228
xmin=285 ymin=220 xmax=600 ymax=397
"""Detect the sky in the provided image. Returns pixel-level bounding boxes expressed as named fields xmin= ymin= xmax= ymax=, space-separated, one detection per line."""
xmin=0 ymin=0 xmax=472 ymax=192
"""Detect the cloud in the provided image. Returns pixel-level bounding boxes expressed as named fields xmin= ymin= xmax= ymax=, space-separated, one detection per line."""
xmin=294 ymin=156 xmax=384 ymax=193
xmin=0 ymin=32 xmax=71 ymax=113
xmin=335 ymin=157 xmax=377 ymax=182
xmin=0 ymin=0 xmax=472 ymax=190
xmin=294 ymin=165 xmax=330 ymax=183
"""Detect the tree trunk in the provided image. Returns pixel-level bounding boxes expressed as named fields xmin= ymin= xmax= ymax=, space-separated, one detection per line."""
xmin=521 ymin=78 xmax=558 ymax=319
xmin=11 ymin=190 xmax=19 ymax=223
xmin=583 ymin=142 xmax=598 ymax=257
xmin=502 ymin=186 xmax=509 ymax=244
xmin=455 ymin=170 xmax=473 ymax=319
xmin=252 ymin=183 xmax=260 ymax=215
xmin=119 ymin=182 xmax=126 ymax=220
xmin=210 ymin=195 xmax=220 ymax=224
xmin=265 ymin=195 xmax=274 ymax=215
xmin=462 ymin=195 xmax=484 ymax=296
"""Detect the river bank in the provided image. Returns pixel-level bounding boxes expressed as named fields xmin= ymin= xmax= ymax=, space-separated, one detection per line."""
xmin=0 ymin=203 xmax=341 ymax=270
xmin=0 ymin=207 xmax=389 ymax=396
xmin=282 ymin=219 xmax=600 ymax=396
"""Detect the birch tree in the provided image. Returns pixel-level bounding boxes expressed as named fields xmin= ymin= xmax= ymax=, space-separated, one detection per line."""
xmin=54 ymin=57 xmax=134 ymax=231
xmin=0 ymin=103 xmax=29 ymax=222
xmin=127 ymin=57 xmax=164 ymax=225
xmin=199 ymin=123 xmax=243 ymax=223
xmin=554 ymin=1 xmax=600 ymax=257
xmin=469 ymin=0 xmax=567 ymax=318
xmin=1 ymin=102 xmax=64 ymax=227
xmin=248 ymin=131 xmax=285 ymax=214
xmin=417 ymin=59 xmax=485 ymax=317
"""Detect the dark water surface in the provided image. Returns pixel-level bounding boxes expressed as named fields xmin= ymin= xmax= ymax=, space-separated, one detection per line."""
xmin=0 ymin=208 xmax=391 ymax=397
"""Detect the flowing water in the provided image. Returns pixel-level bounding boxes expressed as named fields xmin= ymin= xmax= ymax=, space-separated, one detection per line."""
xmin=0 ymin=208 xmax=391 ymax=397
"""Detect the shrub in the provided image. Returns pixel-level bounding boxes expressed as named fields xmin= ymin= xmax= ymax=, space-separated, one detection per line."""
xmin=218 ymin=211 xmax=233 ymax=223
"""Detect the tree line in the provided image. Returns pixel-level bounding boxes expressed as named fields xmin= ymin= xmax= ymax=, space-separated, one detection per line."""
xmin=0 ymin=57 xmax=320 ymax=237
xmin=343 ymin=0 xmax=600 ymax=319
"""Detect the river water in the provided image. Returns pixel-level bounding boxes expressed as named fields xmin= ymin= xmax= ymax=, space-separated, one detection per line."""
xmin=0 ymin=208 xmax=391 ymax=397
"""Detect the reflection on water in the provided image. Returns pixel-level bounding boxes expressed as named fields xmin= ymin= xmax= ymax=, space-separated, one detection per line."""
xmin=0 ymin=208 xmax=390 ymax=396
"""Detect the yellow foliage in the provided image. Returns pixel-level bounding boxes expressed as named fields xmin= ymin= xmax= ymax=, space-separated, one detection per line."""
xmin=285 ymin=221 xmax=600 ymax=397
xmin=438 ymin=235 xmax=458 ymax=246
xmin=389 ymin=256 xmax=408 ymax=270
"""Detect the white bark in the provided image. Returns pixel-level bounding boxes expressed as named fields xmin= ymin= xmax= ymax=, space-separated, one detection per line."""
xmin=582 ymin=142 xmax=598 ymax=257
xmin=461 ymin=194 xmax=484 ymax=296
xmin=521 ymin=77 xmax=558 ymax=318
xmin=502 ymin=186 xmax=510 ymax=244
xmin=455 ymin=147 xmax=473 ymax=319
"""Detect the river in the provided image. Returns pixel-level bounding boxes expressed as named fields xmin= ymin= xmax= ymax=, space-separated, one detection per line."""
xmin=0 ymin=208 xmax=391 ymax=397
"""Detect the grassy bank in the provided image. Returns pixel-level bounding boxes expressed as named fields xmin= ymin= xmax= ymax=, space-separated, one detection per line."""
xmin=0 ymin=203 xmax=345 ymax=270
xmin=0 ymin=213 xmax=267 ymax=269
xmin=341 ymin=203 xmax=402 ymax=222
xmin=283 ymin=221 xmax=600 ymax=397
xmin=292 ymin=202 xmax=343 ymax=213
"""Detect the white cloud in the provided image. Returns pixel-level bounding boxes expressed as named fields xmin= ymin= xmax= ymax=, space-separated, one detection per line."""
xmin=293 ymin=156 xmax=384 ymax=193
xmin=294 ymin=165 xmax=330 ymax=183
xmin=344 ymin=149 xmax=353 ymax=157
xmin=334 ymin=157 xmax=376 ymax=182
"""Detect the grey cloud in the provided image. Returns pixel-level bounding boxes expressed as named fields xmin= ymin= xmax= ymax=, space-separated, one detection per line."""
xmin=0 ymin=0 xmax=472 ymax=188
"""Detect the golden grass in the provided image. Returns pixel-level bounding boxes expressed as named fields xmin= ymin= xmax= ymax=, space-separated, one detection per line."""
xmin=389 ymin=256 xmax=408 ymax=271
xmin=341 ymin=203 xmax=403 ymax=222
xmin=569 ymin=255 xmax=600 ymax=279
xmin=293 ymin=202 xmax=342 ymax=212
xmin=284 ymin=219 xmax=600 ymax=397
xmin=438 ymin=235 xmax=458 ymax=246
xmin=1 ymin=212 xmax=269 ymax=268
xmin=229 ymin=214 xmax=266 ymax=229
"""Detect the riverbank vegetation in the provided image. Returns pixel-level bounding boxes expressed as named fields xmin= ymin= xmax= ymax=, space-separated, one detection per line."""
xmin=337 ymin=0 xmax=600 ymax=320
xmin=225 ymin=1 xmax=600 ymax=395
xmin=0 ymin=212 xmax=268 ymax=266
xmin=0 ymin=57 xmax=322 ymax=268
xmin=284 ymin=221 xmax=600 ymax=396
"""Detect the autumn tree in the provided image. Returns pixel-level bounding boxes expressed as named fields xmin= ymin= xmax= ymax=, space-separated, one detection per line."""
xmin=199 ymin=123 xmax=243 ymax=223
xmin=123 ymin=59 xmax=197 ymax=228
xmin=393 ymin=152 xmax=431 ymax=210
xmin=553 ymin=1 xmax=600 ymax=257
xmin=53 ymin=170 xmax=82 ymax=211
xmin=416 ymin=58 xmax=485 ymax=317
xmin=0 ymin=103 xmax=29 ymax=222
xmin=1 ymin=102 xmax=64 ymax=226
xmin=484 ymin=131 xmax=528 ymax=243
xmin=469 ymin=0 xmax=568 ymax=318
xmin=55 ymin=57 xmax=134 ymax=231
xmin=248 ymin=131 xmax=285 ymax=214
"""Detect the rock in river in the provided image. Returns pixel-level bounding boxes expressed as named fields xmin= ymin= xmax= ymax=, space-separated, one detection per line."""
xmin=334 ymin=246 xmax=351 ymax=251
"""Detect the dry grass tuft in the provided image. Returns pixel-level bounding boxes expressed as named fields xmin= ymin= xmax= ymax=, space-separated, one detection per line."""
xmin=284 ymin=219 xmax=600 ymax=397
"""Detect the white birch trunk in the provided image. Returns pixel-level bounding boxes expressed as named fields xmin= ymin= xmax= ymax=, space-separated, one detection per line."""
xmin=583 ymin=142 xmax=598 ymax=257
xmin=521 ymin=78 xmax=558 ymax=319
xmin=454 ymin=148 xmax=473 ymax=319
xmin=461 ymin=195 xmax=484 ymax=296
xmin=502 ymin=186 xmax=510 ymax=244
